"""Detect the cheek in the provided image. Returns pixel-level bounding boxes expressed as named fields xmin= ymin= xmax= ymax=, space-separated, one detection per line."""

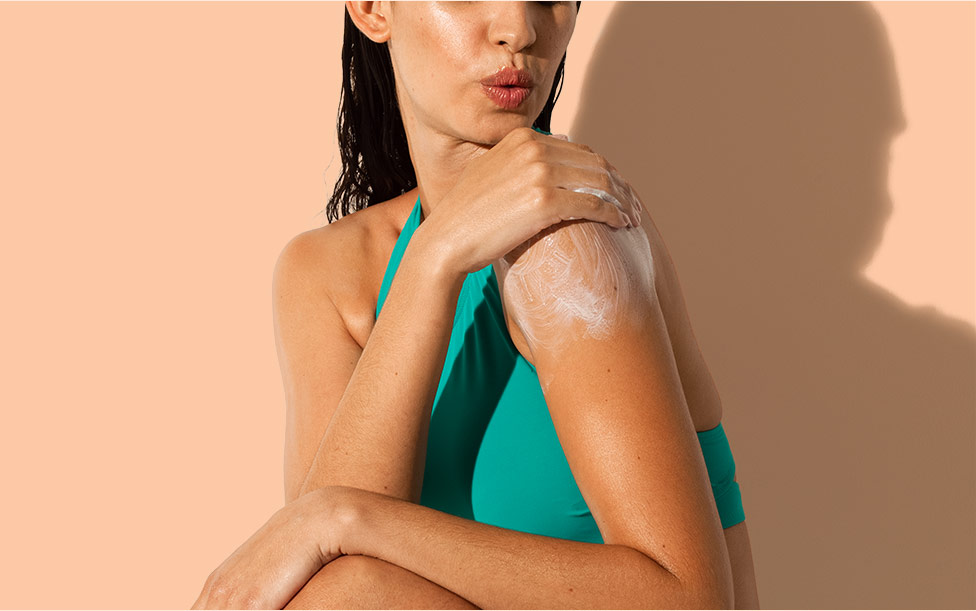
xmin=496 ymin=218 xmax=656 ymax=364
xmin=393 ymin=14 xmax=466 ymax=93
xmin=419 ymin=10 xmax=474 ymax=79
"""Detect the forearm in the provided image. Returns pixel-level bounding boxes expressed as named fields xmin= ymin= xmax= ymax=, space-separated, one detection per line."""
xmin=298 ymin=224 xmax=465 ymax=503
xmin=348 ymin=490 xmax=719 ymax=609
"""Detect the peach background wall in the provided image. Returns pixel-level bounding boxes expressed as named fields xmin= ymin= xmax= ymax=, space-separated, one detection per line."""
xmin=0 ymin=1 xmax=972 ymax=609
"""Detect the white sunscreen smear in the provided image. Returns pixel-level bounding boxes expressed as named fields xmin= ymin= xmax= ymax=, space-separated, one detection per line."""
xmin=494 ymin=186 xmax=656 ymax=389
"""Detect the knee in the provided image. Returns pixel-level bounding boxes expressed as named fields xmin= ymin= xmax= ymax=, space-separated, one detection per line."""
xmin=284 ymin=555 xmax=480 ymax=610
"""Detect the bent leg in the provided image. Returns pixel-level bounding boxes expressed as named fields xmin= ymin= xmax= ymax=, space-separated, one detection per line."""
xmin=284 ymin=554 xmax=480 ymax=610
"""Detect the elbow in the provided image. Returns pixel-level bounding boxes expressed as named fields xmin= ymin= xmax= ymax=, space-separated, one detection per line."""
xmin=295 ymin=477 xmax=315 ymax=501
xmin=701 ymin=590 xmax=735 ymax=610
xmin=684 ymin=575 xmax=735 ymax=610
xmin=288 ymin=465 xmax=315 ymax=503
xmin=670 ymin=557 xmax=734 ymax=609
xmin=284 ymin=468 xmax=307 ymax=503
xmin=632 ymin=548 xmax=734 ymax=610
xmin=674 ymin=584 xmax=732 ymax=610
xmin=688 ymin=543 xmax=736 ymax=609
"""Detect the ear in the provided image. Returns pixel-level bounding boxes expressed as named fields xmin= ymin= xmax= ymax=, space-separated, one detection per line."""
xmin=345 ymin=1 xmax=392 ymax=44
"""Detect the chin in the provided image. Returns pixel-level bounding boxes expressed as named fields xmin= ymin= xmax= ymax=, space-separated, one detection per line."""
xmin=481 ymin=119 xmax=535 ymax=141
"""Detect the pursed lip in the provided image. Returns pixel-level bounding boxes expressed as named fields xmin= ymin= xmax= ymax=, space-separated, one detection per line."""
xmin=481 ymin=82 xmax=533 ymax=109
xmin=480 ymin=66 xmax=535 ymax=88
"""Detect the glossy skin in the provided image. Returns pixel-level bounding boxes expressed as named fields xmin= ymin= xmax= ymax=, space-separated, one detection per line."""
xmin=494 ymin=213 xmax=656 ymax=394
xmin=360 ymin=0 xmax=579 ymax=223
xmin=276 ymin=190 xmax=760 ymax=610
xmin=196 ymin=1 xmax=761 ymax=609
xmin=324 ymin=0 xmax=760 ymax=607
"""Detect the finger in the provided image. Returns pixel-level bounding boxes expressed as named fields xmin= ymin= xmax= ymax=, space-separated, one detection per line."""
xmin=547 ymin=187 xmax=631 ymax=229
xmin=530 ymin=129 xmax=574 ymax=148
xmin=550 ymin=162 xmax=640 ymax=227
xmin=537 ymin=142 xmax=640 ymax=225
xmin=525 ymin=132 xmax=641 ymax=227
xmin=624 ymin=180 xmax=644 ymax=213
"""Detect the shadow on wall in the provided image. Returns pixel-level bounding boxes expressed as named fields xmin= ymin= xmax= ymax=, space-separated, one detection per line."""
xmin=571 ymin=2 xmax=975 ymax=609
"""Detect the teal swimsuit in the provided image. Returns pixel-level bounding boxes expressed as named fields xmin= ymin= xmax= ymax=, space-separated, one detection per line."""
xmin=374 ymin=130 xmax=746 ymax=544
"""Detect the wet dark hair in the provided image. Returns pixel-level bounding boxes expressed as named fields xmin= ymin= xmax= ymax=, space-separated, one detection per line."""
xmin=324 ymin=1 xmax=582 ymax=223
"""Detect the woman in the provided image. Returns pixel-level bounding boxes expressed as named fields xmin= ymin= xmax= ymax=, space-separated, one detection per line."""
xmin=192 ymin=2 xmax=760 ymax=609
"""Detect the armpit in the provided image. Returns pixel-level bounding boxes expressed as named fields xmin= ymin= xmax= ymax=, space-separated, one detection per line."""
xmin=494 ymin=219 xmax=656 ymax=362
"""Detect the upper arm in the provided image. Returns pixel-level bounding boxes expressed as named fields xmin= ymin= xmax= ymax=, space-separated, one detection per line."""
xmin=272 ymin=229 xmax=364 ymax=503
xmin=496 ymin=219 xmax=734 ymax=606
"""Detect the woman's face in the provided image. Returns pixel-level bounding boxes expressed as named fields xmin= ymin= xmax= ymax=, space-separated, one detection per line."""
xmin=379 ymin=1 xmax=578 ymax=144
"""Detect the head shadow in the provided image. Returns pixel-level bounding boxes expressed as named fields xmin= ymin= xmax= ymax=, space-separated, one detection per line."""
xmin=570 ymin=3 xmax=974 ymax=607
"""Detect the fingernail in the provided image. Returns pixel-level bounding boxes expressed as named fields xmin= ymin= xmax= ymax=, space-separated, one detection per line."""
xmin=553 ymin=133 xmax=570 ymax=141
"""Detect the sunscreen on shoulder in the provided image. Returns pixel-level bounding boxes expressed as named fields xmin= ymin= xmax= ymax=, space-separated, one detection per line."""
xmin=494 ymin=188 xmax=656 ymax=375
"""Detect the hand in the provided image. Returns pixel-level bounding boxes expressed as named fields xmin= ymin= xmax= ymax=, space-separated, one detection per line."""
xmin=419 ymin=126 xmax=644 ymax=276
xmin=189 ymin=486 xmax=357 ymax=610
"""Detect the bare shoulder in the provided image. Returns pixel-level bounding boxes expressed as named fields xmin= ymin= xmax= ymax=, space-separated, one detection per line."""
xmin=274 ymin=192 xmax=418 ymax=349
xmin=496 ymin=213 xmax=725 ymax=432
xmin=494 ymin=219 xmax=655 ymax=358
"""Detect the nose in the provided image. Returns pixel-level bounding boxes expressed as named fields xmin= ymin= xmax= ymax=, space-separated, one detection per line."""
xmin=488 ymin=1 xmax=537 ymax=54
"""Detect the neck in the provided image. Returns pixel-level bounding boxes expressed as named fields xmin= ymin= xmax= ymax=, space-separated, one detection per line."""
xmin=410 ymin=129 xmax=494 ymax=224
xmin=399 ymin=106 xmax=550 ymax=222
